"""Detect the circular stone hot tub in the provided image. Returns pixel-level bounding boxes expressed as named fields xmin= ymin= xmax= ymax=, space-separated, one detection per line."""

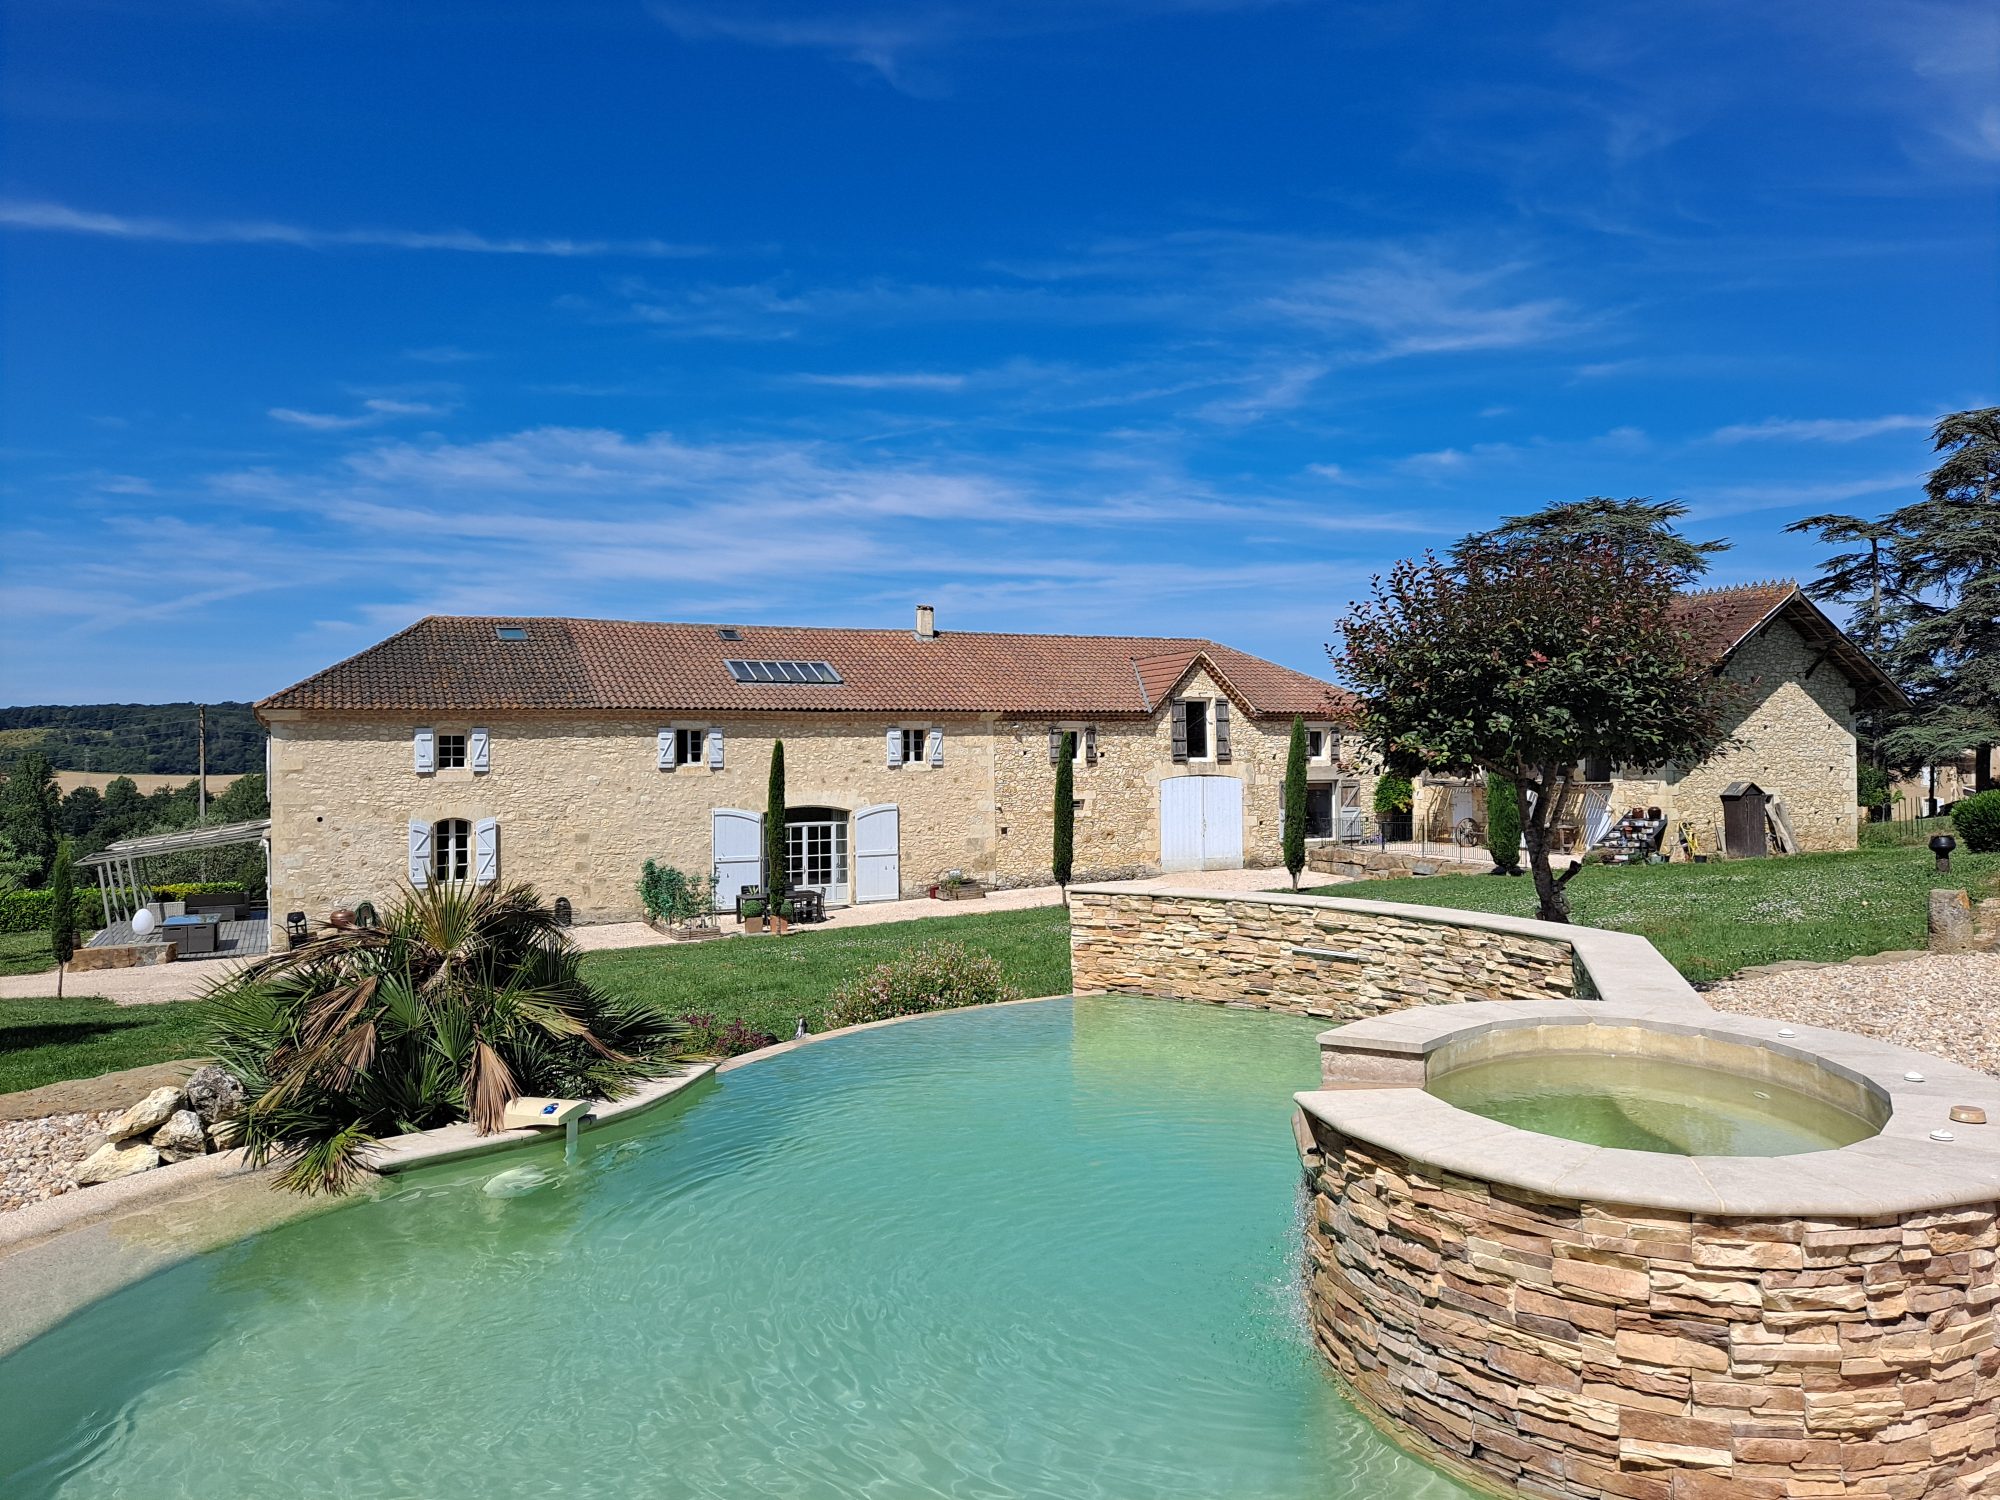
xmin=1424 ymin=1020 xmax=1889 ymax=1157
xmin=1295 ymin=997 xmax=2000 ymax=1500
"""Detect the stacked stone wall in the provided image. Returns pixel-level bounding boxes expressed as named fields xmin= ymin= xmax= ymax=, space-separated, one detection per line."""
xmin=1068 ymin=890 xmax=1574 ymax=1019
xmin=1301 ymin=1121 xmax=2000 ymax=1499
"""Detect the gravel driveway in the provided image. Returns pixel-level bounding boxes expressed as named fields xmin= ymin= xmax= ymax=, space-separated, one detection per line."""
xmin=1705 ymin=951 xmax=2000 ymax=1078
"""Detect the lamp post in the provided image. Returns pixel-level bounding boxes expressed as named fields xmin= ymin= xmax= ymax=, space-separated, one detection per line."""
xmin=1930 ymin=833 xmax=1957 ymax=874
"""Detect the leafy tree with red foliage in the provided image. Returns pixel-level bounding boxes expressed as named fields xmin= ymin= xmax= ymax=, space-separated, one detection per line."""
xmin=1333 ymin=539 xmax=1735 ymax=922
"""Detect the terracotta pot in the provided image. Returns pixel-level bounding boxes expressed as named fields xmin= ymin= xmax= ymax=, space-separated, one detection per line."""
xmin=743 ymin=914 xmax=766 ymax=933
xmin=771 ymin=915 xmax=791 ymax=935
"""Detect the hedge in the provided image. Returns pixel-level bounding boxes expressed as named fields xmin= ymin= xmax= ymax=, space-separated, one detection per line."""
xmin=0 ymin=882 xmax=254 ymax=934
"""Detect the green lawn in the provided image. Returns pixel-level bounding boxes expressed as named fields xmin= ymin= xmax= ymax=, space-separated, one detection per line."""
xmin=0 ymin=997 xmax=214 ymax=1095
xmin=0 ymin=906 xmax=1073 ymax=1100
xmin=1310 ymin=846 xmax=2000 ymax=983
xmin=0 ymin=931 xmax=58 ymax=977
xmin=580 ymin=904 xmax=1073 ymax=1041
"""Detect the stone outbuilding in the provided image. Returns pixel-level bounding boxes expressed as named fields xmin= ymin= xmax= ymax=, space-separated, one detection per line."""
xmin=256 ymin=607 xmax=1354 ymax=928
xmin=1413 ymin=582 xmax=1909 ymax=857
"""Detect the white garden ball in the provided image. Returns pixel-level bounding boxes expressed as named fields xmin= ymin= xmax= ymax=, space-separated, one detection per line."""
xmin=132 ymin=908 xmax=157 ymax=937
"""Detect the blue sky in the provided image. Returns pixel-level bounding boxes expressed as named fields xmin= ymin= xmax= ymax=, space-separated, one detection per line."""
xmin=2 ymin=0 xmax=1994 ymax=705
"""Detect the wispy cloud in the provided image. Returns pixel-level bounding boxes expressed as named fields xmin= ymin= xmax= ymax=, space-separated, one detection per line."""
xmin=792 ymin=371 xmax=969 ymax=391
xmin=269 ymin=397 xmax=456 ymax=430
xmin=1709 ymin=414 xmax=1936 ymax=444
xmin=0 ymin=199 xmax=707 ymax=258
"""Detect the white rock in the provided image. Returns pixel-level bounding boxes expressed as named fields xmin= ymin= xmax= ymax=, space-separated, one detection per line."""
xmin=150 ymin=1110 xmax=209 ymax=1162
xmin=105 ymin=1087 xmax=185 ymax=1141
xmin=205 ymin=1116 xmax=244 ymax=1151
xmin=73 ymin=1138 xmax=162 ymax=1185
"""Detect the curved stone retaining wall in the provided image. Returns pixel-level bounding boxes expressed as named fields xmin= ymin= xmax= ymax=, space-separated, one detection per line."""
xmin=1067 ymin=887 xmax=1577 ymax=1020
xmin=1300 ymin=1122 xmax=2000 ymax=1500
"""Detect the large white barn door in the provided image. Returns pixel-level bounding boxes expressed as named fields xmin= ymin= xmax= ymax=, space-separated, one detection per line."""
xmin=853 ymin=803 xmax=901 ymax=903
xmin=1159 ymin=775 xmax=1244 ymax=871
xmin=712 ymin=808 xmax=764 ymax=911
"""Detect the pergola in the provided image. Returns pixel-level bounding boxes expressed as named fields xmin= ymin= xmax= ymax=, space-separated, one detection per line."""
xmin=78 ymin=818 xmax=272 ymax=927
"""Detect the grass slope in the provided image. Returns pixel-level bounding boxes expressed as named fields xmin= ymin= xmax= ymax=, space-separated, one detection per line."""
xmin=1312 ymin=847 xmax=2000 ymax=983
xmin=0 ymin=997 xmax=213 ymax=1095
xmin=580 ymin=904 xmax=1072 ymax=1041
xmin=0 ymin=932 xmax=57 ymax=977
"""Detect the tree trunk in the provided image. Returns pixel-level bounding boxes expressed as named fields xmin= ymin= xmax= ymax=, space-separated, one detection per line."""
xmin=57 ymin=961 xmax=65 ymax=999
xmin=1520 ymin=764 xmax=1574 ymax=923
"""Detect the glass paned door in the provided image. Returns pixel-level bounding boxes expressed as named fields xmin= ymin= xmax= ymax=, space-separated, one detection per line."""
xmin=787 ymin=816 xmax=850 ymax=906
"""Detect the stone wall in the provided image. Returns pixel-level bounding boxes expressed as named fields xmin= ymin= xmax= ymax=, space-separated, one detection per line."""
xmin=1068 ymin=889 xmax=1575 ymax=1019
xmin=265 ymin=698 xmax=1309 ymax=927
xmin=1300 ymin=1121 xmax=2000 ymax=1500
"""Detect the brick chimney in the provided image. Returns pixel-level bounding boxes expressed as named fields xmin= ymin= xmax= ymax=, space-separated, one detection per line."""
xmin=915 ymin=603 xmax=936 ymax=639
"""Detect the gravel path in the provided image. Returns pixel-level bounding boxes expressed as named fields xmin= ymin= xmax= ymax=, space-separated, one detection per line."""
xmin=0 ymin=1111 xmax=116 ymax=1213
xmin=1706 ymin=951 xmax=2000 ymax=1078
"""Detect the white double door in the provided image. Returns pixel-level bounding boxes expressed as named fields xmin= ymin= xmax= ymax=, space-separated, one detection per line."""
xmin=1159 ymin=775 xmax=1244 ymax=872
xmin=711 ymin=804 xmax=900 ymax=908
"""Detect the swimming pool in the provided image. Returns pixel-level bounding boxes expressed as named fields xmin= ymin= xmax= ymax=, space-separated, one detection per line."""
xmin=0 ymin=998 xmax=1469 ymax=1499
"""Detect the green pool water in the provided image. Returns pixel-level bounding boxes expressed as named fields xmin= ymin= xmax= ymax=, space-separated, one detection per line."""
xmin=0 ymin=997 xmax=1471 ymax=1500
xmin=1428 ymin=1051 xmax=1880 ymax=1156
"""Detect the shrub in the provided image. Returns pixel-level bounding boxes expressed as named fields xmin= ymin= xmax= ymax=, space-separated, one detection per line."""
xmin=824 ymin=939 xmax=1021 ymax=1029
xmin=1954 ymin=790 xmax=2000 ymax=853
xmin=0 ymin=888 xmax=99 ymax=934
xmin=678 ymin=1012 xmax=778 ymax=1057
xmin=1373 ymin=773 xmax=1414 ymax=816
xmin=1856 ymin=762 xmax=1892 ymax=812
xmin=207 ymin=881 xmax=687 ymax=1194
xmin=1484 ymin=774 xmax=1523 ymax=874
xmin=638 ymin=860 xmax=717 ymax=925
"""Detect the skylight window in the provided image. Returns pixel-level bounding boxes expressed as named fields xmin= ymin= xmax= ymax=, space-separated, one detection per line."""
xmin=495 ymin=626 xmax=528 ymax=641
xmin=725 ymin=659 xmax=842 ymax=684
xmin=717 ymin=627 xmax=742 ymax=641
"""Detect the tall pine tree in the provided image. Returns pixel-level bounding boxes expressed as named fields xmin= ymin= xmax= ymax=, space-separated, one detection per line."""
xmin=1281 ymin=716 xmax=1309 ymax=890
xmin=1884 ymin=408 xmax=2000 ymax=783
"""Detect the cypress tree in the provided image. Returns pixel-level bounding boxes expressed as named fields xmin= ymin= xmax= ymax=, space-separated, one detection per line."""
xmin=1053 ymin=732 xmax=1076 ymax=901
xmin=1282 ymin=715 xmax=1309 ymax=889
xmin=49 ymin=837 xmax=77 ymax=998
xmin=1484 ymin=774 xmax=1523 ymax=876
xmin=764 ymin=740 xmax=788 ymax=917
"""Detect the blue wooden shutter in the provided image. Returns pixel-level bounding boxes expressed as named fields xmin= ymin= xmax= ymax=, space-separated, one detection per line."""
xmin=657 ymin=729 xmax=676 ymax=770
xmin=474 ymin=818 xmax=499 ymax=886
xmin=706 ymin=728 xmax=724 ymax=769
xmin=927 ymin=728 xmax=943 ymax=767
xmin=413 ymin=728 xmax=436 ymax=775
xmin=469 ymin=728 xmax=490 ymax=774
xmin=408 ymin=820 xmax=431 ymax=887
xmin=886 ymin=728 xmax=904 ymax=768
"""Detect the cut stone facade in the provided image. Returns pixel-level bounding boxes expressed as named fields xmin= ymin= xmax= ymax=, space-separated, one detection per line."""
xmin=1301 ymin=1123 xmax=2000 ymax=1500
xmin=264 ymin=688 xmax=1339 ymax=927
xmin=1068 ymin=889 xmax=1575 ymax=1018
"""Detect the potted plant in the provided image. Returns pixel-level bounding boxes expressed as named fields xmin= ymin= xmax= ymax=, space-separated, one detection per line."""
xmin=771 ymin=898 xmax=792 ymax=936
xmin=740 ymin=896 xmax=766 ymax=934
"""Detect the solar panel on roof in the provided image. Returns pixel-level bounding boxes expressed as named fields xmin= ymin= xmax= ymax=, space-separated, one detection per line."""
xmin=721 ymin=658 xmax=844 ymax=685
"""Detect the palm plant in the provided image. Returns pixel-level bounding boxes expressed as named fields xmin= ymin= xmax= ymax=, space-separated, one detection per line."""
xmin=207 ymin=881 xmax=686 ymax=1194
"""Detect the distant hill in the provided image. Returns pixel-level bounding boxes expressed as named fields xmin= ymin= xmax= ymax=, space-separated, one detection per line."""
xmin=0 ymin=702 xmax=263 ymax=775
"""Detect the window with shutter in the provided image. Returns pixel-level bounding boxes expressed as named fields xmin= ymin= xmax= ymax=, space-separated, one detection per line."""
xmin=413 ymin=728 xmax=436 ymax=775
xmin=886 ymin=728 xmax=904 ymax=768
xmin=469 ymin=728 xmax=490 ymax=774
xmin=1047 ymin=725 xmax=1061 ymax=764
xmin=1170 ymin=702 xmax=1189 ymax=762
xmin=927 ymin=728 xmax=944 ymax=767
xmin=657 ymin=729 xmax=676 ymax=770
xmin=1214 ymin=700 xmax=1232 ymax=762
xmin=1084 ymin=725 xmax=1098 ymax=765
xmin=706 ymin=729 xmax=725 ymax=769
xmin=407 ymin=820 xmax=432 ymax=887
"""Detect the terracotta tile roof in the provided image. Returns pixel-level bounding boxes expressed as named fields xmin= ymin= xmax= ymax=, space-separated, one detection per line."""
xmin=257 ymin=617 xmax=1348 ymax=720
xmin=1671 ymin=580 xmax=1909 ymax=707
xmin=1670 ymin=581 xmax=1801 ymax=664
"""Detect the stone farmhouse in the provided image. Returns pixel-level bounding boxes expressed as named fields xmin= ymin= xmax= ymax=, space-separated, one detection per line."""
xmin=256 ymin=607 xmax=1350 ymax=926
xmin=1413 ymin=581 xmax=1908 ymax=855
